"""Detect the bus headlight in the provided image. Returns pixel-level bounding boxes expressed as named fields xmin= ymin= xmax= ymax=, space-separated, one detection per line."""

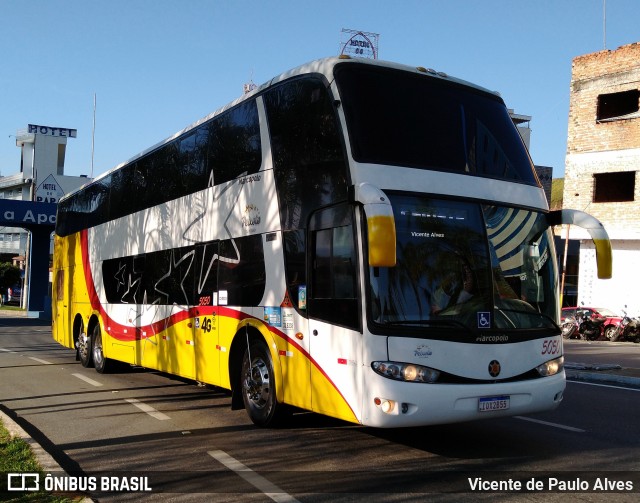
xmin=536 ymin=356 xmax=564 ymax=377
xmin=372 ymin=361 xmax=440 ymax=383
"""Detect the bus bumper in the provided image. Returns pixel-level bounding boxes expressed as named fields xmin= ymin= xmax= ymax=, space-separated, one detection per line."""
xmin=359 ymin=370 xmax=566 ymax=428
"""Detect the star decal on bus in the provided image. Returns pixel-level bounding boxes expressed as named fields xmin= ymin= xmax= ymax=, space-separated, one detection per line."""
xmin=154 ymin=249 xmax=196 ymax=306
xmin=113 ymin=262 xmax=127 ymax=292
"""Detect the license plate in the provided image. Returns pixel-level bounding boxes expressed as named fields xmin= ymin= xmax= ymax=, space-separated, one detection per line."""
xmin=479 ymin=395 xmax=510 ymax=412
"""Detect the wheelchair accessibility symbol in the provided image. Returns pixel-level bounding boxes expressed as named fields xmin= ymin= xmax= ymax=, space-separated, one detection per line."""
xmin=477 ymin=312 xmax=491 ymax=329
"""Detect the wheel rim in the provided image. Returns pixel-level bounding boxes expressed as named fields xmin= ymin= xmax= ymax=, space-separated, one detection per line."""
xmin=605 ymin=327 xmax=615 ymax=340
xmin=77 ymin=326 xmax=89 ymax=361
xmin=92 ymin=327 xmax=104 ymax=368
xmin=243 ymin=357 xmax=271 ymax=409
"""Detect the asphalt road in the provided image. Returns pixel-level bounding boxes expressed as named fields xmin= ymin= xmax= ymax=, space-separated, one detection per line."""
xmin=1 ymin=318 xmax=639 ymax=502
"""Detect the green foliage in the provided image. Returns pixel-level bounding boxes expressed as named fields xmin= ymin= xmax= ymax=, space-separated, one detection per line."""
xmin=0 ymin=420 xmax=79 ymax=502
xmin=0 ymin=263 xmax=21 ymax=292
xmin=0 ymin=426 xmax=40 ymax=473
xmin=550 ymin=178 xmax=564 ymax=210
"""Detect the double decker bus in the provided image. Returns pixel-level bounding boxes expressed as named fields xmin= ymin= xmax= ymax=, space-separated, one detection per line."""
xmin=52 ymin=57 xmax=612 ymax=428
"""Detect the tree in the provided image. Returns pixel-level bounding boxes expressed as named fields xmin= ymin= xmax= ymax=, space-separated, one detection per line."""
xmin=0 ymin=263 xmax=22 ymax=301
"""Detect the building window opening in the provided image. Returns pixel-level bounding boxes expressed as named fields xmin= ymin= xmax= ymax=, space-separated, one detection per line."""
xmin=593 ymin=171 xmax=635 ymax=202
xmin=57 ymin=144 xmax=66 ymax=175
xmin=596 ymin=90 xmax=640 ymax=122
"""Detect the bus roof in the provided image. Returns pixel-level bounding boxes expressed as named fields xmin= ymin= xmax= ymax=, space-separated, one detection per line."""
xmin=61 ymin=56 xmax=499 ymax=202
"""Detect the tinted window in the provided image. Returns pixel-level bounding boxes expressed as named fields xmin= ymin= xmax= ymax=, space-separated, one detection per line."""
xmin=282 ymin=229 xmax=306 ymax=310
xmin=264 ymin=76 xmax=349 ymax=231
xmin=56 ymin=99 xmax=261 ymax=237
xmin=218 ymin=235 xmax=265 ymax=306
xmin=207 ymin=100 xmax=261 ymax=186
xmin=265 ymin=76 xmax=350 ymax=317
xmin=369 ymin=196 xmax=492 ymax=329
xmin=335 ymin=64 xmax=537 ymax=184
xmin=56 ymin=175 xmax=110 ymax=236
xmin=102 ymin=235 xmax=264 ymax=307
xmin=180 ymin=129 xmax=209 ymax=194
xmin=308 ymin=204 xmax=359 ymax=329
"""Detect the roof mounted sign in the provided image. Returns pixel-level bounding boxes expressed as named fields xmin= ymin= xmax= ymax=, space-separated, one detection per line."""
xmin=28 ymin=124 xmax=77 ymax=138
xmin=340 ymin=29 xmax=379 ymax=60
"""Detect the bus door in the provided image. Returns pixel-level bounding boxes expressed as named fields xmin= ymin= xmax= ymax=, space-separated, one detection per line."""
xmin=194 ymin=242 xmax=220 ymax=386
xmin=307 ymin=204 xmax=363 ymax=423
xmin=53 ymin=233 xmax=75 ymax=348
xmin=53 ymin=266 xmax=69 ymax=346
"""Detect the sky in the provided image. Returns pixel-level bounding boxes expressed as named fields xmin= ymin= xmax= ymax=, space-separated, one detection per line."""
xmin=1 ymin=0 xmax=639 ymax=181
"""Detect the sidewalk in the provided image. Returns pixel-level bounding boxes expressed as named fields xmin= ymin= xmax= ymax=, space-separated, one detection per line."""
xmin=565 ymin=361 xmax=640 ymax=388
xmin=0 ymin=307 xmax=27 ymax=317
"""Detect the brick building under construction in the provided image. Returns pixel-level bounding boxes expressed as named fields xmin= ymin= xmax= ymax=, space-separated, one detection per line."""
xmin=563 ymin=42 xmax=640 ymax=314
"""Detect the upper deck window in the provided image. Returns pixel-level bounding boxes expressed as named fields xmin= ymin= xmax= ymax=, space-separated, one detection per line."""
xmin=334 ymin=64 xmax=537 ymax=185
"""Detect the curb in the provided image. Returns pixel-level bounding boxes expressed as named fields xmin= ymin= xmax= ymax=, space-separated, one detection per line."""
xmin=566 ymin=370 xmax=640 ymax=387
xmin=0 ymin=410 xmax=94 ymax=502
xmin=565 ymin=362 xmax=640 ymax=387
xmin=0 ymin=409 xmax=62 ymax=473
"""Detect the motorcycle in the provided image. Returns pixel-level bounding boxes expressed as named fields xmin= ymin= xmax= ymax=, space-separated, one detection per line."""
xmin=577 ymin=311 xmax=607 ymax=341
xmin=561 ymin=315 xmax=580 ymax=339
xmin=610 ymin=309 xmax=640 ymax=343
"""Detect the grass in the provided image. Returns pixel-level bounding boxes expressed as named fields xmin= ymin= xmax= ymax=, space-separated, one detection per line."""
xmin=0 ymin=419 xmax=81 ymax=502
xmin=0 ymin=305 xmax=23 ymax=311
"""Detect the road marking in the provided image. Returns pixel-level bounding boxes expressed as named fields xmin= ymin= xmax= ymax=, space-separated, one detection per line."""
xmin=515 ymin=416 xmax=585 ymax=433
xmin=568 ymin=380 xmax=640 ymax=392
xmin=0 ymin=348 xmax=16 ymax=353
xmin=29 ymin=357 xmax=53 ymax=365
xmin=208 ymin=450 xmax=299 ymax=503
xmin=72 ymin=373 xmax=103 ymax=387
xmin=124 ymin=398 xmax=170 ymax=421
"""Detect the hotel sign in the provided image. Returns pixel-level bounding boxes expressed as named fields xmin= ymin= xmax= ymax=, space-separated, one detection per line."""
xmin=340 ymin=29 xmax=379 ymax=59
xmin=28 ymin=124 xmax=77 ymax=138
xmin=35 ymin=174 xmax=65 ymax=204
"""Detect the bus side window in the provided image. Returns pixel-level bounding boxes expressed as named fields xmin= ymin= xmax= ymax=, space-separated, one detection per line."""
xmin=55 ymin=269 xmax=64 ymax=302
xmin=217 ymin=235 xmax=266 ymax=307
xmin=207 ymin=100 xmax=261 ymax=186
xmin=308 ymin=205 xmax=360 ymax=330
xmin=264 ymin=76 xmax=349 ymax=231
xmin=265 ymin=76 xmax=350 ymax=319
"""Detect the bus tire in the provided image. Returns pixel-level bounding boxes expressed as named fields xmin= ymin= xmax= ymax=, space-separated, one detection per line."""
xmin=241 ymin=340 xmax=285 ymax=427
xmin=77 ymin=320 xmax=93 ymax=368
xmin=91 ymin=324 xmax=113 ymax=374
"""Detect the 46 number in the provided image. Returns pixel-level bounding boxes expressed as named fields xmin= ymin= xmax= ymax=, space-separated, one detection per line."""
xmin=201 ymin=317 xmax=213 ymax=333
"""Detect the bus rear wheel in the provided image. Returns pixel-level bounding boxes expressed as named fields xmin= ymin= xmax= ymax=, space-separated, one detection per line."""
xmin=241 ymin=340 xmax=286 ymax=427
xmin=91 ymin=324 xmax=113 ymax=374
xmin=77 ymin=320 xmax=93 ymax=368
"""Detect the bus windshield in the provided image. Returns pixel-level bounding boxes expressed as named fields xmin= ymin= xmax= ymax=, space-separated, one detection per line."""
xmin=335 ymin=63 xmax=537 ymax=184
xmin=368 ymin=194 xmax=558 ymax=335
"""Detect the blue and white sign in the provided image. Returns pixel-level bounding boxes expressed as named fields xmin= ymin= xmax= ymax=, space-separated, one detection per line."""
xmin=477 ymin=312 xmax=491 ymax=329
xmin=35 ymin=174 xmax=65 ymax=204
xmin=28 ymin=124 xmax=77 ymax=138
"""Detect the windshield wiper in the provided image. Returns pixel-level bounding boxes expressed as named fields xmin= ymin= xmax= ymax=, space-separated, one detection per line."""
xmin=494 ymin=307 xmax=559 ymax=330
xmin=384 ymin=319 xmax=473 ymax=333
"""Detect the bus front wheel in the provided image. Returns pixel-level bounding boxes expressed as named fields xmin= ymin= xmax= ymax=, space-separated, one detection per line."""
xmin=241 ymin=340 xmax=286 ymax=427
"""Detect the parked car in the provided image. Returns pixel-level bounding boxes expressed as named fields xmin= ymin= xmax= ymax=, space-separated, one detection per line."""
xmin=6 ymin=285 xmax=21 ymax=305
xmin=561 ymin=306 xmax=622 ymax=340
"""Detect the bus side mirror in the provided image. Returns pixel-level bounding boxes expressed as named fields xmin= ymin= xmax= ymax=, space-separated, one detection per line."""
xmin=352 ymin=183 xmax=397 ymax=267
xmin=548 ymin=209 xmax=612 ymax=279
